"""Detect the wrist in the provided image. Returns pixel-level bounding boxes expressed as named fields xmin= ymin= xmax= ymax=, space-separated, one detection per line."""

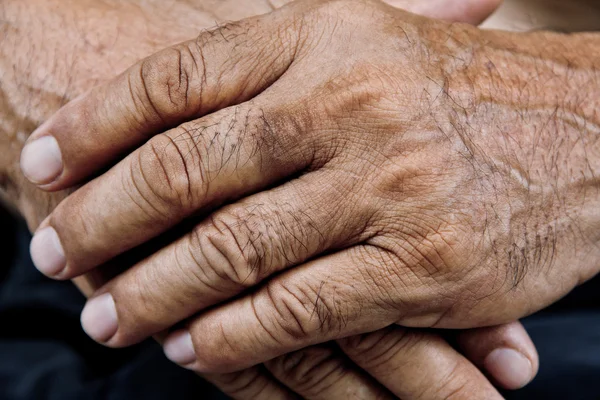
xmin=448 ymin=26 xmax=600 ymax=281
xmin=415 ymin=19 xmax=600 ymax=288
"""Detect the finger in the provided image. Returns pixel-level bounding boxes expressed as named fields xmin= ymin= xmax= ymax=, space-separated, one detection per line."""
xmin=457 ymin=321 xmax=539 ymax=390
xmin=79 ymin=170 xmax=372 ymax=346
xmin=384 ymin=0 xmax=503 ymax=25
xmin=82 ymin=281 xmax=299 ymax=400
xmin=20 ymin=8 xmax=299 ymax=190
xmin=30 ymin=101 xmax=315 ymax=279
xmin=163 ymin=246 xmax=409 ymax=373
xmin=338 ymin=326 xmax=503 ymax=399
xmin=265 ymin=345 xmax=392 ymax=400
xmin=201 ymin=365 xmax=300 ymax=400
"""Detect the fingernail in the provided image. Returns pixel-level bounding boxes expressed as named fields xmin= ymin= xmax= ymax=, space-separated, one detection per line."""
xmin=81 ymin=293 xmax=118 ymax=343
xmin=20 ymin=135 xmax=63 ymax=184
xmin=484 ymin=348 xmax=533 ymax=389
xmin=164 ymin=330 xmax=197 ymax=366
xmin=30 ymin=227 xmax=66 ymax=277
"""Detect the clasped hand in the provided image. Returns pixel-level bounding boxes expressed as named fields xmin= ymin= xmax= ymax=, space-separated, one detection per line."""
xmin=19 ymin=0 xmax=600 ymax=398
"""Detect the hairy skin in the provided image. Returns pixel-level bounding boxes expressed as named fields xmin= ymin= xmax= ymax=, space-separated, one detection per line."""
xmin=20 ymin=0 xmax=600 ymax=385
xmin=1 ymin=0 xmax=545 ymax=399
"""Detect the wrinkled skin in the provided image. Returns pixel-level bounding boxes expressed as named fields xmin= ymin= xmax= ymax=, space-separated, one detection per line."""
xmin=0 ymin=0 xmax=288 ymax=229
xmin=22 ymin=0 xmax=600 ymax=388
xmin=1 ymin=0 xmax=544 ymax=398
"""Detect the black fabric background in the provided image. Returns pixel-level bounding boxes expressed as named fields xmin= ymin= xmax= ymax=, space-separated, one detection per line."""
xmin=1 ymin=209 xmax=599 ymax=399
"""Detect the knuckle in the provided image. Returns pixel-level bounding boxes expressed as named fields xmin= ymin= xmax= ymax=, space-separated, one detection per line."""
xmin=134 ymin=134 xmax=196 ymax=211
xmin=365 ymin=219 xmax=470 ymax=299
xmin=422 ymin=361 xmax=472 ymax=400
xmin=137 ymin=46 xmax=196 ymax=121
xmin=261 ymin=279 xmax=334 ymax=342
xmin=418 ymin=223 xmax=467 ymax=274
xmin=177 ymin=105 xmax=299 ymax=187
xmin=340 ymin=327 xmax=410 ymax=369
xmin=193 ymin=209 xmax=265 ymax=289
xmin=206 ymin=368 xmax=271 ymax=399
xmin=225 ymin=104 xmax=304 ymax=166
xmin=268 ymin=346 xmax=346 ymax=392
xmin=193 ymin=335 xmax=240 ymax=373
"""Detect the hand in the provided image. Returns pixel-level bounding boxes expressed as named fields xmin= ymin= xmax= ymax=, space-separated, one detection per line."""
xmin=22 ymin=0 xmax=600 ymax=374
xmin=7 ymin=0 xmax=541 ymax=398
xmin=202 ymin=322 xmax=539 ymax=399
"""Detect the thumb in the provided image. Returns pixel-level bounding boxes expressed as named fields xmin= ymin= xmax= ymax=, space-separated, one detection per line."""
xmin=457 ymin=321 xmax=539 ymax=390
xmin=384 ymin=0 xmax=503 ymax=24
xmin=271 ymin=0 xmax=503 ymax=25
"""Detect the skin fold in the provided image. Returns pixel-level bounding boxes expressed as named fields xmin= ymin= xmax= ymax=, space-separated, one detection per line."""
xmin=3 ymin=0 xmax=595 ymax=398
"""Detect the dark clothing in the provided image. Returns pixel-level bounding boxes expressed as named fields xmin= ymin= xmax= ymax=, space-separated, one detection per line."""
xmin=1 ymin=210 xmax=598 ymax=399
